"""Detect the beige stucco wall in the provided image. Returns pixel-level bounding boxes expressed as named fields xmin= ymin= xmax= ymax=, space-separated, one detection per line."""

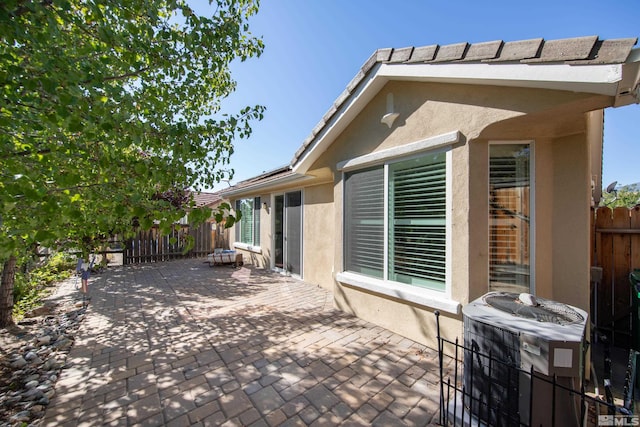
xmin=550 ymin=134 xmax=591 ymax=312
xmin=302 ymin=183 xmax=335 ymax=290
xmin=304 ymin=80 xmax=604 ymax=348
xmin=534 ymin=138 xmax=555 ymax=300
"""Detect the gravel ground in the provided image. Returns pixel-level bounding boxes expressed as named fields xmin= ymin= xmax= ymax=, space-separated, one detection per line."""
xmin=0 ymin=275 xmax=89 ymax=425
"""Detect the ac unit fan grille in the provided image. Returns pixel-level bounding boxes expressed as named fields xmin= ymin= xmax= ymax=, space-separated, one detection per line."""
xmin=484 ymin=293 xmax=584 ymax=325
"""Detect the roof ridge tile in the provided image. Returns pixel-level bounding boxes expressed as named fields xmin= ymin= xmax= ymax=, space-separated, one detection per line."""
xmin=523 ymin=35 xmax=599 ymax=63
xmin=376 ymin=48 xmax=393 ymax=62
xmin=389 ymin=46 xmax=414 ymax=63
xmin=361 ymin=51 xmax=379 ymax=74
xmin=433 ymin=42 xmax=468 ymax=62
xmin=483 ymin=37 xmax=543 ymax=62
xmin=461 ymin=40 xmax=503 ymax=62
xmin=568 ymin=37 xmax=638 ymax=65
xmin=346 ymin=69 xmax=366 ymax=93
xmin=406 ymin=44 xmax=438 ymax=63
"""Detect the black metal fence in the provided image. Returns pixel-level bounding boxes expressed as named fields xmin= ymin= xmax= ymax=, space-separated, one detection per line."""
xmin=434 ymin=311 xmax=636 ymax=427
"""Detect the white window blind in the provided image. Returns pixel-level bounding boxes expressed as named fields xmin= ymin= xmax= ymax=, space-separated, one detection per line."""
xmin=236 ymin=198 xmax=255 ymax=245
xmin=389 ymin=153 xmax=446 ymax=290
xmin=344 ymin=167 xmax=384 ymax=278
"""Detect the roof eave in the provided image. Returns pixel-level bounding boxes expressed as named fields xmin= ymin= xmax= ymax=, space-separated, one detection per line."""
xmin=292 ymin=63 xmax=388 ymax=174
xmin=377 ymin=62 xmax=624 ymax=95
xmin=614 ymin=47 xmax=640 ymax=107
xmin=292 ymin=61 xmax=628 ymax=175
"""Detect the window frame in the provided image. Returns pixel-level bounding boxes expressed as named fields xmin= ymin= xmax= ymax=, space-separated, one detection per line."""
xmin=387 ymin=152 xmax=448 ymax=290
xmin=233 ymin=196 xmax=262 ymax=253
xmin=337 ymin=133 xmax=458 ymax=313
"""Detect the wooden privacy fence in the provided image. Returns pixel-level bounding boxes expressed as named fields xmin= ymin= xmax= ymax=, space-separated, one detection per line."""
xmin=591 ymin=206 xmax=640 ymax=348
xmin=124 ymin=221 xmax=229 ymax=265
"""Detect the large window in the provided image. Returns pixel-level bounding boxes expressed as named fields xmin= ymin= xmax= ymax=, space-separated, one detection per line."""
xmin=235 ymin=197 xmax=261 ymax=246
xmin=489 ymin=143 xmax=532 ymax=293
xmin=344 ymin=151 xmax=448 ymax=292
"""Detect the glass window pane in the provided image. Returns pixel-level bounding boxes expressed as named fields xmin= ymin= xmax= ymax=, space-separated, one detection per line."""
xmin=239 ymin=199 xmax=254 ymax=244
xmin=389 ymin=153 xmax=446 ymax=291
xmin=489 ymin=144 xmax=531 ymax=293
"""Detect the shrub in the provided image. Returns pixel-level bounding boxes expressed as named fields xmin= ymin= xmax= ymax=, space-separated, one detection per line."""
xmin=12 ymin=252 xmax=76 ymax=319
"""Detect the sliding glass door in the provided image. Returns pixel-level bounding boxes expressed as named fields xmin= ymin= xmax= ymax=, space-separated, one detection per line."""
xmin=274 ymin=191 xmax=302 ymax=276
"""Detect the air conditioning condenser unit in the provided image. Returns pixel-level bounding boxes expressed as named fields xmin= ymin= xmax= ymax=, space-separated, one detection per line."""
xmin=462 ymin=292 xmax=588 ymax=426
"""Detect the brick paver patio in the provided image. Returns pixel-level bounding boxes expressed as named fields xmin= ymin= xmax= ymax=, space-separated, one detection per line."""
xmin=41 ymin=259 xmax=447 ymax=426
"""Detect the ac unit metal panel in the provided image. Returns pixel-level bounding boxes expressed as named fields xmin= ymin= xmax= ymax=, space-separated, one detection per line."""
xmin=464 ymin=316 xmax=521 ymax=425
xmin=462 ymin=292 xmax=588 ymax=426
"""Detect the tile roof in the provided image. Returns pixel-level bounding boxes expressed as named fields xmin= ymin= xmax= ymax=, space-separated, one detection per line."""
xmin=220 ymin=165 xmax=295 ymax=195
xmin=380 ymin=35 xmax=636 ymax=66
xmin=189 ymin=191 xmax=222 ymax=207
xmin=290 ymin=36 xmax=638 ymax=166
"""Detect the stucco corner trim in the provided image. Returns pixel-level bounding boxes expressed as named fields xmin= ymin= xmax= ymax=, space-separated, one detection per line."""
xmin=232 ymin=242 xmax=262 ymax=254
xmin=336 ymin=130 xmax=463 ymax=172
xmin=336 ymin=271 xmax=461 ymax=315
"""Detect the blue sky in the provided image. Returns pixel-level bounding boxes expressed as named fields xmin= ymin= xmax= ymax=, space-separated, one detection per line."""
xmin=192 ymin=0 xmax=640 ymax=191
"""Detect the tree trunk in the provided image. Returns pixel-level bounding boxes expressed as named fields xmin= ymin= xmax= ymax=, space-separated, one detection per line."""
xmin=0 ymin=255 xmax=16 ymax=327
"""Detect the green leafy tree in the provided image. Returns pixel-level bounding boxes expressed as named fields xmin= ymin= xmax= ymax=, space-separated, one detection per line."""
xmin=601 ymin=186 xmax=640 ymax=208
xmin=0 ymin=0 xmax=264 ymax=326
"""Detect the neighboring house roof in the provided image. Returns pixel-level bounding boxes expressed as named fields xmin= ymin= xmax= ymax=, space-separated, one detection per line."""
xmin=223 ymin=35 xmax=640 ymax=193
xmin=189 ymin=191 xmax=223 ymax=208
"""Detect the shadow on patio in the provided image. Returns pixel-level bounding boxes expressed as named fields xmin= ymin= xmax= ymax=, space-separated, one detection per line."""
xmin=42 ymin=259 xmax=449 ymax=426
